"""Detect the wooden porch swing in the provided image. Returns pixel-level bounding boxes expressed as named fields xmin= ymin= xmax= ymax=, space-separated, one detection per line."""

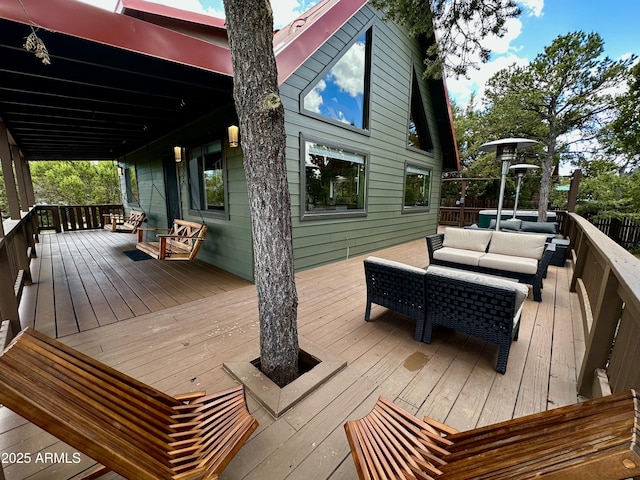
xmin=136 ymin=218 xmax=208 ymax=261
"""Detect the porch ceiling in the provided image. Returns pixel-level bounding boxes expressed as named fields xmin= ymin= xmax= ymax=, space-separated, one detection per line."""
xmin=0 ymin=17 xmax=233 ymax=161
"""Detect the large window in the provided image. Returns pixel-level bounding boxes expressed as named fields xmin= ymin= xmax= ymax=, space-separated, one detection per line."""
xmin=187 ymin=140 xmax=227 ymax=216
xmin=302 ymin=29 xmax=372 ymax=130
xmin=303 ymin=140 xmax=367 ymax=217
xmin=403 ymin=164 xmax=431 ymax=211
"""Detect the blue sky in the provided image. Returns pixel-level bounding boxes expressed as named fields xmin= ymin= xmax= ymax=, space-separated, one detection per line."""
xmin=446 ymin=0 xmax=640 ymax=105
xmin=81 ymin=0 xmax=640 ymax=105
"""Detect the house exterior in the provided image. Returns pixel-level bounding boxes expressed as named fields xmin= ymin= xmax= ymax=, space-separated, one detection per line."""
xmin=0 ymin=0 xmax=458 ymax=282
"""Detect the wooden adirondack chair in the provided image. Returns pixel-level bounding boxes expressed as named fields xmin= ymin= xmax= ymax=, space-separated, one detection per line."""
xmin=0 ymin=328 xmax=258 ymax=480
xmin=345 ymin=392 xmax=640 ymax=480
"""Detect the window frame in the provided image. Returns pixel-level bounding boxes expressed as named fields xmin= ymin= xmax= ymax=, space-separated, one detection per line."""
xmin=401 ymin=161 xmax=432 ymax=213
xmin=186 ymin=138 xmax=229 ymax=221
xmin=300 ymin=134 xmax=370 ymax=221
xmin=300 ymin=25 xmax=374 ymax=134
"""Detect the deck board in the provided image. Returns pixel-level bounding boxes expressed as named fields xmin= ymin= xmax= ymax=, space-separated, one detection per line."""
xmin=0 ymin=232 xmax=583 ymax=480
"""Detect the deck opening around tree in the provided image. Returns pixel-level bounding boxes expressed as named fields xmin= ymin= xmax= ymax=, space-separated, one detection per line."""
xmin=223 ymin=337 xmax=346 ymax=418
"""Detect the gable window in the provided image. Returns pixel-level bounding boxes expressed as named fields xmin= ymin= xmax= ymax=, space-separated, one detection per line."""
xmin=403 ymin=164 xmax=431 ymax=211
xmin=303 ymin=139 xmax=367 ymax=217
xmin=187 ymin=140 xmax=227 ymax=217
xmin=408 ymin=70 xmax=433 ymax=151
xmin=302 ymin=29 xmax=372 ymax=130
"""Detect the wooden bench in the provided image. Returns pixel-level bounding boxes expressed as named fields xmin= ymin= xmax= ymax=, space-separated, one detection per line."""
xmin=136 ymin=219 xmax=208 ymax=261
xmin=103 ymin=209 xmax=146 ymax=233
xmin=345 ymin=392 xmax=640 ymax=480
xmin=0 ymin=328 xmax=258 ymax=480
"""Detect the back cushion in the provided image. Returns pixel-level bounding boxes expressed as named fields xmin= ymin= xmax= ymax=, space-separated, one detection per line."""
xmin=489 ymin=219 xmax=522 ymax=231
xmin=488 ymin=231 xmax=547 ymax=259
xmin=442 ymin=227 xmax=493 ymax=252
xmin=520 ymin=221 xmax=557 ymax=234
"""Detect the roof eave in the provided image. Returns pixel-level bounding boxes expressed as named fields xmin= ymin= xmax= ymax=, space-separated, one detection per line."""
xmin=0 ymin=0 xmax=233 ymax=77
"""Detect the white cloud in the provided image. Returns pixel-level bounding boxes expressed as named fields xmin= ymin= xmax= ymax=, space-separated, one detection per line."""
xmin=328 ymin=41 xmax=365 ymax=97
xmin=445 ymin=1 xmax=545 ymax=107
xmin=483 ymin=17 xmax=523 ymax=55
xmin=447 ymin=54 xmax=529 ymax=106
xmin=76 ymin=0 xmax=311 ymax=26
xmin=303 ymin=79 xmax=325 ymax=113
xmin=520 ymin=0 xmax=544 ymax=17
xmin=271 ymin=0 xmax=312 ymax=28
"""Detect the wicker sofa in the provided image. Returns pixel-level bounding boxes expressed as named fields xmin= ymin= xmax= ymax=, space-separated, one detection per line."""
xmin=363 ymin=257 xmax=529 ymax=373
xmin=426 ymin=227 xmax=555 ymax=302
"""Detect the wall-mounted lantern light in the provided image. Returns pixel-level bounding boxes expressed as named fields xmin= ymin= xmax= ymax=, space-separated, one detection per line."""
xmin=479 ymin=138 xmax=538 ymax=231
xmin=174 ymin=146 xmax=183 ymax=163
xmin=228 ymin=125 xmax=239 ymax=148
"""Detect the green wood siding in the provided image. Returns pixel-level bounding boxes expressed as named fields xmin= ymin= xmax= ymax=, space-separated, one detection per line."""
xmin=122 ymin=106 xmax=255 ymax=281
xmin=282 ymin=5 xmax=444 ymax=271
xmin=119 ymin=5 xmax=451 ymax=280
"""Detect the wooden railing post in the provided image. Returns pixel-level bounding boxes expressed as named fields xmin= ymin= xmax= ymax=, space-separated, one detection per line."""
xmin=0 ymin=124 xmax=21 ymax=219
xmin=576 ymin=265 xmax=623 ymax=396
xmin=0 ymin=241 xmax=21 ymax=337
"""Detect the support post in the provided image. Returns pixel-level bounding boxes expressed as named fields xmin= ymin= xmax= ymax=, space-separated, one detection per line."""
xmin=0 ymin=124 xmax=21 ymax=219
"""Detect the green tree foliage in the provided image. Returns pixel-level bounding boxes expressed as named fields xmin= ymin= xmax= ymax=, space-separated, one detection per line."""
xmin=29 ymin=161 xmax=119 ymax=205
xmin=601 ymin=62 xmax=640 ymax=173
xmin=484 ymin=31 xmax=633 ymax=220
xmin=447 ymin=96 xmax=543 ymax=208
xmin=0 ymin=170 xmax=7 ymax=215
xmin=371 ymin=0 xmax=520 ymax=78
xmin=574 ymin=158 xmax=637 ymax=217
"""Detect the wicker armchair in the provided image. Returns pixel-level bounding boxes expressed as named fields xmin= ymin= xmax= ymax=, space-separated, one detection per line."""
xmin=363 ymin=257 xmax=428 ymax=341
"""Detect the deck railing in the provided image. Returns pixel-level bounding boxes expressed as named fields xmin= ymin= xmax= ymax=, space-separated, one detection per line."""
xmin=37 ymin=204 xmax=124 ymax=232
xmin=2 ymin=208 xmax=639 ymax=399
xmin=565 ymin=213 xmax=640 ymax=396
xmin=0 ymin=208 xmax=38 ymax=347
xmin=1 ymin=204 xmax=123 ymax=348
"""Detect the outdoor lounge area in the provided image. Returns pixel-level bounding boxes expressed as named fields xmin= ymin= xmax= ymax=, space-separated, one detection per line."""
xmin=0 ymin=227 xmax=584 ymax=480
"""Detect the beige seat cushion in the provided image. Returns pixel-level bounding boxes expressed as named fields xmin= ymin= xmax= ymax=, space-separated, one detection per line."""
xmin=479 ymin=253 xmax=538 ymax=275
xmin=427 ymin=265 xmax=529 ymax=312
xmin=433 ymin=247 xmax=486 ymax=267
xmin=488 ymin=231 xmax=547 ymax=260
xmin=443 ymin=227 xmax=493 ymax=252
xmin=366 ymin=256 xmax=426 ymax=275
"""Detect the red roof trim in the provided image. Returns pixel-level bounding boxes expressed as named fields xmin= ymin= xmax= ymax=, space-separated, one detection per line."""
xmin=274 ymin=0 xmax=368 ymax=85
xmin=0 ymin=0 xmax=232 ymax=76
xmin=115 ymin=0 xmax=226 ymax=31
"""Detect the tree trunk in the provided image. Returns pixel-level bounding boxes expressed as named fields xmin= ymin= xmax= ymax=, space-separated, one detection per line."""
xmin=223 ymin=0 xmax=299 ymax=386
xmin=538 ymin=140 xmax=556 ymax=222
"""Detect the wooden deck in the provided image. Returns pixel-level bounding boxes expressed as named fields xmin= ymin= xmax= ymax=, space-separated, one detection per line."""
xmin=18 ymin=229 xmax=252 ymax=338
xmin=0 ymin=231 xmax=583 ymax=480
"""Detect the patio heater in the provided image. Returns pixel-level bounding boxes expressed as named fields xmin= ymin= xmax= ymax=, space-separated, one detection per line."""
xmin=508 ymin=164 xmax=540 ymax=218
xmin=479 ymin=138 xmax=538 ymax=231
